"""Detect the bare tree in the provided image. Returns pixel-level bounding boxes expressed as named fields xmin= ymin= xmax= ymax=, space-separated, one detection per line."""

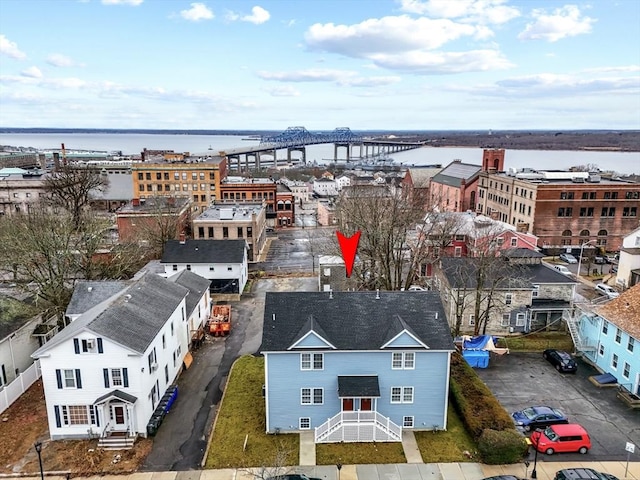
xmin=241 ymin=442 xmax=295 ymax=480
xmin=133 ymin=196 xmax=191 ymax=258
xmin=43 ymin=166 xmax=109 ymax=229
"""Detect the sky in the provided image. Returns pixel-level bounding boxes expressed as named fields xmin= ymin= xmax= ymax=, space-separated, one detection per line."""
xmin=1 ymin=0 xmax=639 ymax=131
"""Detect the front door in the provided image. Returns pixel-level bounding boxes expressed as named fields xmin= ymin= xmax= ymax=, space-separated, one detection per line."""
xmin=111 ymin=405 xmax=126 ymax=431
xmin=342 ymin=398 xmax=354 ymax=411
xmin=360 ymin=398 xmax=372 ymax=411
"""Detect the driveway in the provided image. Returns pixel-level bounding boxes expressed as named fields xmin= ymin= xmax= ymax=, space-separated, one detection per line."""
xmin=475 ymin=352 xmax=640 ymax=463
xmin=141 ymin=277 xmax=318 ymax=471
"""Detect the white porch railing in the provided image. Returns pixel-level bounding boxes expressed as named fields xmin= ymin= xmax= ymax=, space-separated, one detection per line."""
xmin=315 ymin=410 xmax=402 ymax=443
xmin=563 ymin=310 xmax=596 ymax=352
xmin=0 ymin=360 xmax=41 ymax=414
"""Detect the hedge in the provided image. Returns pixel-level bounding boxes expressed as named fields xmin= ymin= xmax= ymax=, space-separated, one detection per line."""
xmin=478 ymin=428 xmax=529 ymax=465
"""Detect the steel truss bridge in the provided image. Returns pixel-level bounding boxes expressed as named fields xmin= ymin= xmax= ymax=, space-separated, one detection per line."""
xmin=220 ymin=126 xmax=424 ymax=172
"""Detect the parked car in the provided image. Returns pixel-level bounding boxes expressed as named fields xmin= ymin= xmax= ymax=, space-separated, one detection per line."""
xmin=531 ymin=423 xmax=591 ymax=455
xmin=594 ymin=283 xmax=619 ymax=299
xmin=407 ymin=285 xmax=426 ymax=291
xmin=559 ymin=253 xmax=578 ymax=264
xmin=511 ymin=405 xmax=569 ymax=432
xmin=553 ymin=265 xmax=573 ymax=276
xmin=611 ymin=265 xmax=618 ymax=274
xmin=554 ymin=468 xmax=619 ymax=480
xmin=543 ymin=349 xmax=578 ymax=373
xmin=266 ymin=475 xmax=322 ymax=480
xmin=593 ymin=255 xmax=607 ymax=264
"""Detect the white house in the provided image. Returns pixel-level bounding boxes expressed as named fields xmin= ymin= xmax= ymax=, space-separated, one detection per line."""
xmin=313 ymin=178 xmax=338 ymax=197
xmin=615 ymin=226 xmax=640 ymax=290
xmin=335 ymin=175 xmax=351 ymax=191
xmin=160 ymin=239 xmax=248 ymax=300
xmin=31 ymin=272 xmax=208 ymax=445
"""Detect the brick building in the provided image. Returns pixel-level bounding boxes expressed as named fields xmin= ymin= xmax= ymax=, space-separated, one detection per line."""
xmin=115 ymin=196 xmax=191 ymax=244
xmin=276 ymin=183 xmax=295 ymax=227
xmin=477 ymin=169 xmax=640 ymax=252
xmin=430 ymin=160 xmax=483 ymax=212
xmin=131 ymin=155 xmax=227 ymax=215
xmin=192 ymin=202 xmax=267 ymax=262
xmin=219 ymin=176 xmax=277 ymax=228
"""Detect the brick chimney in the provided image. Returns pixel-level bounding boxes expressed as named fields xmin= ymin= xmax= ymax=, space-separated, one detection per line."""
xmin=179 ymin=233 xmax=186 ymax=244
xmin=132 ymin=198 xmax=140 ymax=207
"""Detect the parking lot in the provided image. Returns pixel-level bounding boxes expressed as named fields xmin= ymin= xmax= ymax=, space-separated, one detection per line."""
xmin=475 ymin=352 xmax=640 ymax=463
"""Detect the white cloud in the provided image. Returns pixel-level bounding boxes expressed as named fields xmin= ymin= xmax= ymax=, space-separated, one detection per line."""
xmin=243 ymin=6 xmax=270 ymax=24
xmin=518 ymin=5 xmax=595 ymax=42
xmin=399 ymin=0 xmax=520 ymax=24
xmin=47 ymin=53 xmax=77 ymax=67
xmin=21 ymin=66 xmax=42 ymax=78
xmin=180 ymin=3 xmax=214 ymax=22
xmin=304 ymin=15 xmax=511 ymax=74
xmin=264 ymin=85 xmax=300 ymax=97
xmin=226 ymin=6 xmax=270 ymax=24
xmin=339 ymin=76 xmax=402 ymax=87
xmin=461 ymin=72 xmax=639 ymax=97
xmin=582 ymin=65 xmax=640 ymax=74
xmin=0 ymin=35 xmax=27 ymax=60
xmin=102 ymin=0 xmax=144 ymax=7
xmin=101 ymin=0 xmax=143 ymax=5
xmin=257 ymin=69 xmax=357 ymax=82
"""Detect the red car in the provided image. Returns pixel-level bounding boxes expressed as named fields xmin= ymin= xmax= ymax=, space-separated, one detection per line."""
xmin=531 ymin=424 xmax=591 ymax=455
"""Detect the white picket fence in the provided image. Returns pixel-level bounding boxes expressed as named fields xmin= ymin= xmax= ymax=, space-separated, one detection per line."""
xmin=0 ymin=360 xmax=41 ymax=414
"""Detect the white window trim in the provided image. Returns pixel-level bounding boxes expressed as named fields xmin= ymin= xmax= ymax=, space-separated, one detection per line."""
xmin=622 ymin=362 xmax=631 ymax=379
xmin=300 ymin=353 xmax=324 ymax=371
xmin=391 ymin=386 xmax=414 ymax=404
xmin=469 ymin=314 xmax=476 ymax=326
xmin=299 ymin=417 xmax=311 ymax=430
xmin=403 ymin=416 xmax=414 ymax=428
xmin=615 ymin=328 xmax=622 ymax=344
xmin=300 ymin=387 xmax=323 ymax=405
xmin=611 ymin=354 xmax=618 ymax=370
xmin=391 ymin=352 xmax=415 ymax=370
xmin=501 ymin=313 xmax=510 ymax=327
xmin=515 ymin=313 xmax=526 ymax=327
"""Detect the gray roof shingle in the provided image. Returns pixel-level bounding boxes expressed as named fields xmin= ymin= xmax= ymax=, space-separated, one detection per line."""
xmin=66 ymin=280 xmax=129 ymax=317
xmin=161 ymin=239 xmax=246 ymax=264
xmin=168 ymin=270 xmax=211 ymax=316
xmin=261 ymin=292 xmax=454 ymax=352
xmin=33 ymin=273 xmax=188 ymax=357
xmin=338 ymin=376 xmax=380 ymax=397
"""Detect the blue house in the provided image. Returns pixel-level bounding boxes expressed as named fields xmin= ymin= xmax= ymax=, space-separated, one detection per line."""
xmin=577 ymin=284 xmax=639 ymax=403
xmin=260 ymin=291 xmax=455 ymax=443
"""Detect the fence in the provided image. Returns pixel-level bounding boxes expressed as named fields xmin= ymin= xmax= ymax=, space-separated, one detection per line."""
xmin=0 ymin=359 xmax=41 ymax=414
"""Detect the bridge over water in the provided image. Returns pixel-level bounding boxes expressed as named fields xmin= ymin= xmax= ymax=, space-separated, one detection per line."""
xmin=219 ymin=126 xmax=424 ymax=171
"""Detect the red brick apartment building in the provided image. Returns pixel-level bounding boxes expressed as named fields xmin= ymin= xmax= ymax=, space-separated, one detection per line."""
xmin=219 ymin=176 xmax=279 ymax=228
xmin=116 ymin=196 xmax=191 ymax=244
xmin=477 ymin=169 xmax=640 ymax=252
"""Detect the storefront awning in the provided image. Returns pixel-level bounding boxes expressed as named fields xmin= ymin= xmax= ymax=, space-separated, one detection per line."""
xmin=337 ymin=376 xmax=380 ymax=398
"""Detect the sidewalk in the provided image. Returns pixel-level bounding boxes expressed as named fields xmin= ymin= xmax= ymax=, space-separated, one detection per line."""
xmin=9 ymin=462 xmax=639 ymax=480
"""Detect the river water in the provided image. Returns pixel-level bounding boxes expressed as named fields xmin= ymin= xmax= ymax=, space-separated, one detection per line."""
xmin=1 ymin=132 xmax=638 ymax=175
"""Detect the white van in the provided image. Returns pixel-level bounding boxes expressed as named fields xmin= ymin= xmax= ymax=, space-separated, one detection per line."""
xmin=553 ymin=265 xmax=573 ymax=276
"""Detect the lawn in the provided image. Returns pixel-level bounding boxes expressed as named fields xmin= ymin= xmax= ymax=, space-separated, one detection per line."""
xmin=413 ymin=404 xmax=477 ymax=462
xmin=496 ymin=332 xmax=574 ymax=352
xmin=205 ymin=355 xmax=478 ymax=469
xmin=205 ymin=355 xmax=299 ymax=469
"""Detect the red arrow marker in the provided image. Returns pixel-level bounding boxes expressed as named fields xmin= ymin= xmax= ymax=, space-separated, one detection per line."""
xmin=336 ymin=230 xmax=361 ymax=278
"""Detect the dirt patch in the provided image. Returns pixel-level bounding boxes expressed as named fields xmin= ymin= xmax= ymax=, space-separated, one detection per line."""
xmin=0 ymin=380 xmax=151 ymax=476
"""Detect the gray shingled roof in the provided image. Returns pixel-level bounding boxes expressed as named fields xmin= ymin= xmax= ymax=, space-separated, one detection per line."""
xmin=261 ymin=292 xmax=454 ymax=352
xmin=168 ymin=270 xmax=211 ymax=316
xmin=432 ymin=162 xmax=481 ymax=187
xmin=161 ymin=239 xmax=246 ymax=264
xmin=33 ymin=273 xmax=188 ymax=357
xmin=501 ymin=248 xmax=544 ymax=258
xmin=66 ymin=280 xmax=129 ymax=317
xmin=440 ymin=257 xmax=577 ymax=289
xmin=338 ymin=376 xmax=380 ymax=397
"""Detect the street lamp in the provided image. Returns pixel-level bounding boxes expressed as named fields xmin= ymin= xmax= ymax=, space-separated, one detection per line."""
xmin=34 ymin=442 xmax=44 ymax=480
xmin=576 ymin=239 xmax=597 ymax=280
xmin=531 ymin=435 xmax=539 ymax=478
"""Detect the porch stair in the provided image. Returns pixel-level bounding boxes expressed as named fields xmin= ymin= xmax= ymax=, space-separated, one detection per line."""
xmin=97 ymin=432 xmax=135 ymax=450
xmin=315 ymin=411 xmax=402 ymax=443
xmin=563 ymin=311 xmax=596 ymax=353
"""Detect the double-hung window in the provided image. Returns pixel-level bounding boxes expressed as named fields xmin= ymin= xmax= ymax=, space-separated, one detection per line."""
xmin=390 ymin=386 xmax=414 ymax=404
xmin=301 ymin=387 xmax=323 ymax=405
xmin=391 ymin=352 xmax=415 ymax=369
xmin=300 ymin=353 xmax=323 ymax=370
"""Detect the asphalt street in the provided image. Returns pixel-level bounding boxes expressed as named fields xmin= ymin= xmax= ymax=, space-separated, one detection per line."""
xmin=141 ymin=277 xmax=318 ymax=472
xmin=475 ymin=352 xmax=640 ymax=463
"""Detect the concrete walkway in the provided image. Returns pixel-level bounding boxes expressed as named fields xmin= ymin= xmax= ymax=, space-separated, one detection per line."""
xmin=10 ymin=462 xmax=639 ymax=480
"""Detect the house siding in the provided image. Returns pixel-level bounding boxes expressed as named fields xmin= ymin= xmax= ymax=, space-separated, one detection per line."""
xmin=264 ymin=350 xmax=450 ymax=433
xmin=579 ymin=314 xmax=639 ymax=395
xmin=39 ymin=300 xmax=187 ymax=440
